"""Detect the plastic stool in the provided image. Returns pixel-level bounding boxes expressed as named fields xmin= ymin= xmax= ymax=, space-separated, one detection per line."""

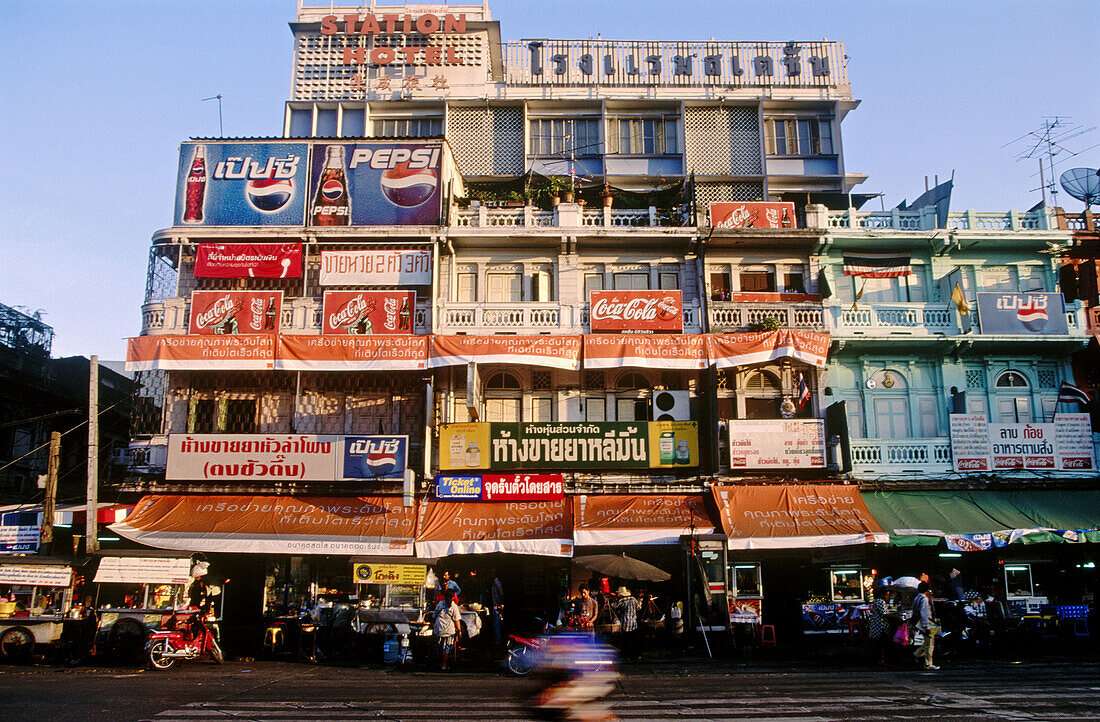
xmin=1070 ymin=618 xmax=1090 ymax=639
xmin=760 ymin=624 xmax=777 ymax=646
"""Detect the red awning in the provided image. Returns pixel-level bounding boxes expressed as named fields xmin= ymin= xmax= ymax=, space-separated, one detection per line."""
xmin=706 ymin=329 xmax=830 ymax=369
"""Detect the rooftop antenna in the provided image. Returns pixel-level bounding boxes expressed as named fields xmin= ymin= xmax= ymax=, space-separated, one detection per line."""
xmin=202 ymin=94 xmax=224 ymax=136
xmin=1005 ymin=117 xmax=1098 ymax=207
xmin=1059 ymin=168 xmax=1100 ymax=210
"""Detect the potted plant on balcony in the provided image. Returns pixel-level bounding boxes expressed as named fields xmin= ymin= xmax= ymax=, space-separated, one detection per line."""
xmin=548 ymin=177 xmax=566 ymax=206
xmin=748 ymin=316 xmax=783 ymax=332
xmin=600 ymin=183 xmax=614 ymax=208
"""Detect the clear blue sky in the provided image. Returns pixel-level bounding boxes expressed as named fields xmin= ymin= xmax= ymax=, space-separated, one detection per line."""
xmin=1 ymin=1 xmax=1096 ymax=360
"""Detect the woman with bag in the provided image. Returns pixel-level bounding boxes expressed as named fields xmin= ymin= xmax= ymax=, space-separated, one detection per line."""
xmin=433 ymin=589 xmax=461 ymax=671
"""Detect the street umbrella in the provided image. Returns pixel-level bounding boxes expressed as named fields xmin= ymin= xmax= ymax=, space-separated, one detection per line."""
xmin=892 ymin=576 xmax=921 ymax=589
xmin=573 ymin=554 xmax=672 ymax=582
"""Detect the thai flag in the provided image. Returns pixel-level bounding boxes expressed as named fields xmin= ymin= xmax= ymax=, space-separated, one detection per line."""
xmin=1057 ymin=382 xmax=1092 ymax=406
xmin=842 ymin=253 xmax=912 ymax=278
xmin=797 ymin=371 xmax=811 ymax=409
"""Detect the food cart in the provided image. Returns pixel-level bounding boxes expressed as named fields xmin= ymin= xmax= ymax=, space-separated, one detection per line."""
xmin=801 ymin=566 xmax=873 ymax=634
xmin=0 ymin=558 xmax=77 ymax=661
xmin=92 ymin=553 xmax=195 ymax=662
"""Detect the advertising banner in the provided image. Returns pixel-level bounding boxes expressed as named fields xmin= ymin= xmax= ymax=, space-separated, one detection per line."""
xmin=0 ymin=525 xmax=39 ymax=554
xmin=275 ymin=335 xmax=428 ymax=371
xmin=711 ymin=484 xmax=888 ymax=549
xmin=308 ymin=142 xmax=442 ymax=226
xmin=976 ymin=293 xmax=1069 ymax=336
xmin=92 ymin=557 xmax=193 ymax=585
xmin=110 ymin=495 xmax=417 ymax=555
xmin=194 ymin=243 xmax=303 ymax=278
xmin=481 ymin=474 xmax=565 ymax=501
xmin=125 ymin=335 xmax=275 ymax=372
xmin=341 ymin=436 xmax=408 ymax=481
xmin=353 ymin=563 xmax=426 ymax=585
xmin=583 ymin=334 xmax=707 ymax=370
xmin=949 ymin=414 xmax=1094 ymax=472
xmin=573 ymin=494 xmax=714 ymax=545
xmin=189 ymin=291 xmax=282 ymax=335
xmin=0 ymin=564 xmax=73 ymax=587
xmin=429 ymin=335 xmax=581 ymax=371
xmin=589 ymin=290 xmax=683 ymax=333
xmin=438 ymin=421 xmax=699 ymax=471
xmin=415 ymin=499 xmax=574 ymax=558
xmin=166 ymin=434 xmax=339 ymax=482
xmin=435 ymin=475 xmax=484 ymax=501
xmin=322 ymin=291 xmax=415 ymax=334
xmin=729 ymin=598 xmax=763 ymax=625
xmin=707 ymin=329 xmax=830 ymax=369
xmin=175 ymin=142 xmax=308 ymax=226
xmin=727 ymin=419 xmax=826 ymax=469
xmin=319 ymin=248 xmax=433 ymax=286
xmin=710 ymin=202 xmax=795 ymax=229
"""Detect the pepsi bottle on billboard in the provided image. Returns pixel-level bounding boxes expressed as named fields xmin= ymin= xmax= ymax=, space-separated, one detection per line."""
xmin=183 ymin=145 xmax=207 ymax=223
xmin=312 ymin=145 xmax=350 ymax=226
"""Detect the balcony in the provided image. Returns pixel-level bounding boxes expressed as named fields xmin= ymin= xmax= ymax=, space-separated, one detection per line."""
xmin=438 ymin=302 xmax=576 ymax=334
xmin=141 ymin=298 xmax=431 ymax=336
xmin=825 ymin=301 xmax=959 ymax=339
xmin=709 ymin=302 xmax=824 ymax=333
xmin=849 ymin=437 xmax=953 ymax=477
xmin=451 ymin=204 xmax=681 ymax=229
xmin=814 ymin=207 xmax=1050 ymax=231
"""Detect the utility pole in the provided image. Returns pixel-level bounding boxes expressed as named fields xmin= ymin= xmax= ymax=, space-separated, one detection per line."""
xmin=86 ymin=355 xmax=99 ymax=554
xmin=39 ymin=432 xmax=60 ymax=556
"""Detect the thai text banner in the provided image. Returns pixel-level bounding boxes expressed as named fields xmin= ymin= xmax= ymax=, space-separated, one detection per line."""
xmin=175 ymin=142 xmax=309 ymax=226
xmin=319 ymin=249 xmax=432 ymax=286
xmin=195 ymin=243 xmax=303 ymax=279
xmin=949 ymin=414 xmax=1094 ymax=472
xmin=167 ymin=434 xmax=339 ymax=482
xmin=976 ymin=292 xmax=1069 ymax=335
xmin=727 ymin=419 xmax=826 ymax=469
xmin=438 ymin=421 xmax=698 ymax=471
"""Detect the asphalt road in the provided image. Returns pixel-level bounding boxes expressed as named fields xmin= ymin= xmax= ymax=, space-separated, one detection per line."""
xmin=3 ymin=658 xmax=1099 ymax=721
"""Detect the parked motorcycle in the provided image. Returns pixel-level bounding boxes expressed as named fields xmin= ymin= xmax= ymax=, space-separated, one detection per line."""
xmin=146 ymin=610 xmax=223 ymax=670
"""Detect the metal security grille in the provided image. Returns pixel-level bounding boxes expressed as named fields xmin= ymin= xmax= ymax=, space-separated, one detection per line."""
xmin=695 ymin=181 xmax=764 ymax=209
xmin=447 ymin=106 xmax=524 ymax=175
xmin=145 ymin=246 xmax=179 ymax=303
xmin=131 ymin=370 xmax=168 ymax=436
xmin=965 ymin=369 xmax=986 ymax=389
xmin=1036 ymin=366 xmax=1057 ymax=389
xmin=684 ymin=106 xmax=762 ymax=176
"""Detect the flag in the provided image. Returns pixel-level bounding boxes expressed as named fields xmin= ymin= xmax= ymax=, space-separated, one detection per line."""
xmin=817 ymin=268 xmax=833 ymax=299
xmin=1057 ymin=382 xmax=1092 ymax=406
xmin=796 ymin=371 xmax=811 ymax=409
xmin=950 ymin=283 xmax=971 ymax=315
xmin=843 ymin=253 xmax=912 ymax=278
xmin=850 ymin=280 xmax=865 ymax=312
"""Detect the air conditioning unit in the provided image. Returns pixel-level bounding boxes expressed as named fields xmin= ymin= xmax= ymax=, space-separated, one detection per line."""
xmin=652 ymin=390 xmax=691 ymax=421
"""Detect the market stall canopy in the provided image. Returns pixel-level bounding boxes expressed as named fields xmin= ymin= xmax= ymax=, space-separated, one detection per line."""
xmin=573 ymin=554 xmax=671 ymax=582
xmin=109 ymin=495 xmax=417 ymax=556
xmin=711 ymin=484 xmax=888 ymax=550
xmin=414 ymin=499 xmax=573 ymax=558
xmin=863 ymin=490 xmax=1100 ymax=551
xmin=706 ymin=330 xmax=830 ymax=369
xmin=583 ymin=335 xmax=708 ymax=370
xmin=429 ymin=335 xmax=581 ymax=371
xmin=573 ymin=494 xmax=714 ymax=546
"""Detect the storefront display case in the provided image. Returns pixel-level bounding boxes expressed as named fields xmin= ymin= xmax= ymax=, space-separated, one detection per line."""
xmin=726 ymin=563 xmax=763 ymax=625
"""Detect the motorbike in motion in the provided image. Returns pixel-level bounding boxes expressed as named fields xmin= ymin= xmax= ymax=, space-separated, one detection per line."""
xmin=526 ymin=632 xmax=619 ymax=721
xmin=146 ymin=609 xmax=223 ymax=670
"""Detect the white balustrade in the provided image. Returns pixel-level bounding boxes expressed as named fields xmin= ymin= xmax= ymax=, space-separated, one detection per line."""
xmin=141 ymin=298 xmax=188 ymax=335
xmin=438 ymin=303 xmax=566 ymax=333
xmin=820 ymin=208 xmax=1048 ymax=231
xmin=849 ymin=438 xmax=954 ymax=475
xmin=708 ymin=302 xmax=824 ymax=332
xmin=826 ymin=302 xmax=958 ymax=337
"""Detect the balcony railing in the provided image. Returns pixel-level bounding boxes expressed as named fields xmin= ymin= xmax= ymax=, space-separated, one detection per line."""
xmin=439 ymin=302 xmax=573 ymax=333
xmin=141 ymin=298 xmax=430 ymax=336
xmin=451 ymin=204 xmax=679 ymax=228
xmin=825 ymin=301 xmax=959 ymax=337
xmin=849 ymin=437 xmax=954 ymax=476
xmin=709 ymin=302 xmax=824 ymax=332
xmin=815 ymin=207 xmax=1049 ymax=232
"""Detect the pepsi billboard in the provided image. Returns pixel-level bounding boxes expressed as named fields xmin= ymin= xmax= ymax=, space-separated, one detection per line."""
xmin=342 ymin=435 xmax=409 ymax=480
xmin=976 ymin=293 xmax=1069 ymax=336
xmin=174 ymin=142 xmax=309 ymax=226
xmin=308 ymin=142 xmax=442 ymax=226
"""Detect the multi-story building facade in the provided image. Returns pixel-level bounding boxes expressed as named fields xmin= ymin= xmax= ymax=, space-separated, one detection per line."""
xmin=117 ymin=3 xmax=1098 ymax=651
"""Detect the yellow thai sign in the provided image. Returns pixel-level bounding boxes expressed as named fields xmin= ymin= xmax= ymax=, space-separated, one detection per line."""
xmin=353 ymin=563 xmax=426 ymax=585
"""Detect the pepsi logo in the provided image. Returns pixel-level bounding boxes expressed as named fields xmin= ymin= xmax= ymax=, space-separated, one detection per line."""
xmin=1017 ymin=306 xmax=1048 ymax=332
xmin=246 ymin=177 xmax=294 ymax=212
xmin=381 ymin=163 xmax=437 ymax=208
xmin=321 ymin=178 xmax=345 ymax=202
xmin=364 ymin=451 xmax=398 ymax=477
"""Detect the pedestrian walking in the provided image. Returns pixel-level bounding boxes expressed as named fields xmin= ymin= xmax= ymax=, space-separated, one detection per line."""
xmin=489 ymin=568 xmax=505 ymax=646
xmin=613 ymin=586 xmax=641 ymax=660
xmin=433 ymin=589 xmax=461 ymax=671
xmin=911 ymin=581 xmax=939 ymax=670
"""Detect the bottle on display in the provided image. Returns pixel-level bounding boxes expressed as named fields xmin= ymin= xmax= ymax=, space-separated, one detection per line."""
xmin=264 ymin=299 xmax=277 ymax=331
xmin=312 ymin=145 xmax=350 ymax=226
xmin=183 ymin=145 xmax=207 ymax=223
xmin=399 ymin=296 xmax=411 ymax=330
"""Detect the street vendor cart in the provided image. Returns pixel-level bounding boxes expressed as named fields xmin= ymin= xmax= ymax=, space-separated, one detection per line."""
xmin=0 ymin=557 xmax=79 ymax=661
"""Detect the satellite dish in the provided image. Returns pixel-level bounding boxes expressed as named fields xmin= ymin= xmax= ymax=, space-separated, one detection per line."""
xmin=1059 ymin=167 xmax=1100 ymax=207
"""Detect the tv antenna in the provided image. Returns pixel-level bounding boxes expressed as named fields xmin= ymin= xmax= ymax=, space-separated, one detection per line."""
xmin=1059 ymin=167 xmax=1100 ymax=209
xmin=202 ymin=94 xmax=224 ymax=136
xmin=1004 ymin=117 xmax=1097 ymax=207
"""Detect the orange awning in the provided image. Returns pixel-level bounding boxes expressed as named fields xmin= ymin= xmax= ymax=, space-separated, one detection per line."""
xmin=707 ymin=329 xmax=830 ymax=369
xmin=126 ymin=335 xmax=275 ymax=371
xmin=109 ymin=495 xmax=417 ymax=555
xmin=415 ymin=499 xmax=573 ymax=557
xmin=428 ymin=335 xmax=581 ymax=371
xmin=583 ymin=335 xmax=708 ymax=370
xmin=275 ymin=334 xmax=427 ymax=370
xmin=573 ymin=494 xmax=714 ymax=545
xmin=710 ymin=484 xmax=888 ymax=549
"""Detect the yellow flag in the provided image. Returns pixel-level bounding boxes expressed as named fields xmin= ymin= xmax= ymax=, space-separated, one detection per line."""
xmin=850 ymin=280 xmax=865 ymax=312
xmin=951 ymin=283 xmax=970 ymax=314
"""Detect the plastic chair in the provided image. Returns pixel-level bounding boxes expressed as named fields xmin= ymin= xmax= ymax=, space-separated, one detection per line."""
xmin=760 ymin=624 xmax=777 ymax=646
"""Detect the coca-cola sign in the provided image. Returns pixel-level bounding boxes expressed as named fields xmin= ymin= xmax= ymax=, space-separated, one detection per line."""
xmin=589 ymin=290 xmax=683 ymax=333
xmin=322 ymin=291 xmax=415 ymax=335
xmin=189 ymin=291 xmax=282 ymax=335
xmin=710 ymin=202 xmax=796 ymax=229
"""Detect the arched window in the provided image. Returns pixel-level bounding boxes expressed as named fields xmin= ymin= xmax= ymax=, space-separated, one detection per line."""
xmin=484 ymin=371 xmax=522 ymax=421
xmin=616 ymin=371 xmax=650 ymax=390
xmin=993 ymin=370 xmax=1032 ymax=422
xmin=995 ymin=371 xmax=1029 ymax=388
xmin=485 ymin=372 xmax=521 ymax=390
xmin=742 ymin=369 xmax=782 ymax=419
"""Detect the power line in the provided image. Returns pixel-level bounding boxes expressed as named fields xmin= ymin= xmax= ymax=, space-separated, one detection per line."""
xmin=0 ymin=400 xmax=125 ymax=475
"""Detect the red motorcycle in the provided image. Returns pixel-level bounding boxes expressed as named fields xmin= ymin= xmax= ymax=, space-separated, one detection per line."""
xmin=146 ymin=609 xmax=223 ymax=670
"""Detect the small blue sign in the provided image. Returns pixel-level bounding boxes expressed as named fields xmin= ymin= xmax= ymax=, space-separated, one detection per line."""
xmin=434 ymin=475 xmax=483 ymax=500
xmin=976 ymin=292 xmax=1069 ymax=336
xmin=342 ymin=436 xmax=408 ymax=480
